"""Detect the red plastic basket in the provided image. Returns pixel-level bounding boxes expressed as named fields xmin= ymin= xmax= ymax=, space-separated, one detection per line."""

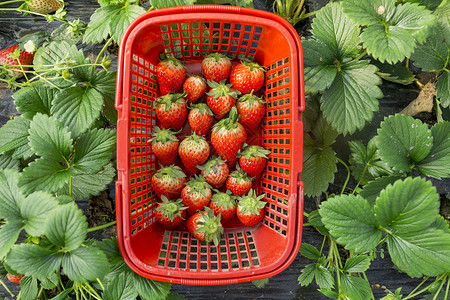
xmin=115 ymin=5 xmax=305 ymax=285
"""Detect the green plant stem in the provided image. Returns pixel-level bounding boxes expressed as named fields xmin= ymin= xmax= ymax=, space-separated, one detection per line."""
xmin=92 ymin=36 xmax=114 ymax=77
xmin=445 ymin=276 xmax=450 ymax=300
xmin=303 ymin=211 xmax=309 ymax=218
xmin=69 ymin=176 xmax=73 ymax=198
xmin=0 ymin=8 xmax=69 ymax=25
xmin=404 ymin=280 xmax=441 ymax=299
xmin=87 ymin=220 xmax=117 ymax=232
xmin=336 ymin=157 xmax=351 ymax=195
xmin=407 ymin=276 xmax=429 ymax=297
xmin=82 ymin=284 xmax=102 ymax=300
xmin=319 ymin=235 xmax=326 ymax=256
xmin=300 ymin=10 xmax=318 ymax=20
xmin=355 ymin=49 xmax=368 ymax=61
xmin=352 ymin=163 xmax=369 ymax=195
xmin=37 ymin=286 xmax=44 ymax=298
xmin=0 ymin=279 xmax=15 ymax=297
xmin=433 ymin=276 xmax=448 ymax=300
xmin=362 ymin=272 xmax=375 ymax=300
xmin=0 ymin=0 xmax=23 ymax=6
xmin=96 ymin=278 xmax=105 ymax=291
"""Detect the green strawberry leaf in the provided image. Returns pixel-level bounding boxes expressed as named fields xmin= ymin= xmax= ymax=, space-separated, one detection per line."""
xmin=436 ymin=71 xmax=450 ymax=108
xmin=343 ymin=255 xmax=371 ymax=273
xmin=321 ymin=60 xmax=382 ymax=135
xmin=374 ymin=177 xmax=439 ymax=232
xmin=20 ymin=191 xmax=60 ymax=237
xmin=62 ymin=247 xmax=110 ymax=282
xmin=303 ymin=116 xmax=338 ymax=197
xmin=251 ymin=277 xmax=270 ymax=288
xmin=348 ymin=139 xmax=392 ymax=185
xmin=13 ymin=82 xmax=55 ymax=119
xmin=308 ymin=210 xmax=330 ymax=236
xmin=73 ymin=128 xmax=116 ymax=174
xmin=51 ymin=86 xmax=104 ymax=137
xmin=57 ymin=163 xmax=115 ymax=201
xmin=0 ymin=220 xmax=22 ymax=260
xmin=314 ymin=264 xmax=335 ymax=290
xmin=343 ymin=0 xmax=435 ymax=64
xmin=6 ymin=244 xmax=62 ymax=278
xmin=20 ymin=276 xmax=38 ymax=300
xmin=150 ymin=0 xmax=196 ymax=9
xmin=359 ymin=176 xmax=403 ymax=206
xmin=0 ymin=169 xmax=23 ymax=219
xmin=0 ymin=155 xmax=19 ymax=171
xmin=432 ymin=215 xmax=450 ymax=233
xmin=387 ymin=228 xmax=450 ymax=277
xmin=319 ymin=194 xmax=382 ymax=253
xmin=19 ymin=158 xmax=76 ymax=195
xmin=341 ymin=274 xmax=373 ymax=300
xmin=103 ymin=272 xmax=138 ymax=300
xmin=28 ymin=113 xmax=73 ymax=163
xmin=302 ymin=40 xmax=337 ymax=95
xmin=133 ymin=272 xmax=172 ymax=300
xmin=299 ymin=243 xmax=321 ymax=260
xmin=417 ymin=121 xmax=450 ymax=178
xmin=405 ymin=0 xmax=442 ymax=10
xmin=0 ymin=117 xmax=31 ymax=157
xmin=377 ymin=114 xmax=433 ymax=172
xmin=38 ymin=272 xmax=59 ymax=289
xmin=46 ymin=204 xmax=88 ymax=251
xmin=371 ymin=60 xmax=415 ymax=85
xmin=311 ymin=2 xmax=361 ymax=60
xmin=303 ymin=96 xmax=320 ymax=133
xmin=434 ymin=1 xmax=449 ymax=26
xmin=297 ymin=263 xmax=315 ymax=286
xmin=110 ymin=4 xmax=145 ymax=44
xmin=411 ymin=22 xmax=450 ymax=72
xmin=91 ymin=70 xmax=118 ymax=123
xmin=97 ymin=238 xmax=123 ymax=265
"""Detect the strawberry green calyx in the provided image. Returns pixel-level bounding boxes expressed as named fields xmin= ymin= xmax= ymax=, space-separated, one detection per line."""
xmin=150 ymin=126 xmax=181 ymax=144
xmin=237 ymin=90 xmax=266 ymax=106
xmin=205 ymin=52 xmax=230 ymax=62
xmin=186 ymin=174 xmax=212 ymax=196
xmin=212 ymin=106 xmax=241 ymax=133
xmin=155 ymin=91 xmax=187 ymax=112
xmin=211 ymin=189 xmax=236 ymax=210
xmin=189 ymin=103 xmax=214 ymax=116
xmin=240 ymin=58 xmax=265 ymax=72
xmin=206 ymin=80 xmax=241 ymax=99
xmin=229 ymin=166 xmax=253 ymax=183
xmin=160 ymin=56 xmax=186 ymax=68
xmin=195 ymin=207 xmax=224 ymax=246
xmin=238 ymin=144 xmax=271 ymax=159
xmin=184 ymin=131 xmax=208 ymax=145
xmin=198 ymin=156 xmax=227 ymax=175
xmin=157 ymin=196 xmax=188 ymax=222
xmin=237 ymin=189 xmax=266 ymax=215
xmin=154 ymin=165 xmax=186 ymax=179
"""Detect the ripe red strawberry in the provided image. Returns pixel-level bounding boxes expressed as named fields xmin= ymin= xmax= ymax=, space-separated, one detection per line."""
xmin=178 ymin=132 xmax=210 ymax=175
xmin=236 ymin=91 xmax=266 ymax=129
xmin=155 ymin=196 xmax=187 ymax=229
xmin=188 ymin=103 xmax=214 ymax=136
xmin=236 ymin=189 xmax=266 ymax=227
xmin=225 ymin=167 xmax=253 ymax=196
xmin=183 ymin=75 xmax=207 ymax=104
xmin=229 ymin=58 xmax=265 ymax=94
xmin=151 ymin=165 xmax=186 ymax=200
xmin=206 ymin=80 xmax=240 ymax=120
xmin=154 ymin=92 xmax=188 ymax=131
xmin=181 ymin=175 xmax=213 ymax=215
xmin=0 ymin=45 xmax=35 ymax=78
xmin=201 ymin=53 xmax=232 ymax=83
xmin=156 ymin=57 xmax=186 ymax=95
xmin=187 ymin=207 xmax=224 ymax=246
xmin=211 ymin=106 xmax=247 ymax=168
xmin=198 ymin=156 xmax=229 ymax=188
xmin=6 ymin=273 xmax=24 ymax=284
xmin=26 ymin=0 xmax=61 ymax=14
xmin=209 ymin=189 xmax=236 ymax=222
xmin=238 ymin=144 xmax=271 ymax=179
xmin=150 ymin=126 xmax=180 ymax=166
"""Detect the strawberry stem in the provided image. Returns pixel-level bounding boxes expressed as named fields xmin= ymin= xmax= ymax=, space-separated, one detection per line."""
xmin=87 ymin=220 xmax=117 ymax=232
xmin=0 ymin=279 xmax=15 ymax=297
xmin=0 ymin=0 xmax=23 ymax=6
xmin=92 ymin=36 xmax=114 ymax=78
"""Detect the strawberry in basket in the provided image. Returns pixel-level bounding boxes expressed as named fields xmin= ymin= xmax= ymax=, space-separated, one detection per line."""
xmin=156 ymin=56 xmax=186 ymax=95
xmin=150 ymin=126 xmax=181 ymax=166
xmin=206 ymin=80 xmax=240 ymax=120
xmin=187 ymin=207 xmax=224 ymax=246
xmin=238 ymin=144 xmax=271 ymax=179
xmin=236 ymin=189 xmax=266 ymax=227
xmin=201 ymin=53 xmax=232 ymax=83
xmin=155 ymin=196 xmax=188 ymax=229
xmin=151 ymin=165 xmax=186 ymax=200
xmin=229 ymin=58 xmax=265 ymax=94
xmin=154 ymin=92 xmax=188 ymax=131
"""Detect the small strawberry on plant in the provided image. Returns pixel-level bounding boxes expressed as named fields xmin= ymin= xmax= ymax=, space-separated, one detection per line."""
xmin=229 ymin=58 xmax=265 ymax=94
xmin=206 ymin=79 xmax=241 ymax=120
xmin=183 ymin=75 xmax=207 ymax=104
xmin=187 ymin=207 xmax=224 ymax=246
xmin=236 ymin=189 xmax=266 ymax=227
xmin=23 ymin=0 xmax=62 ymax=15
xmin=211 ymin=106 xmax=247 ymax=167
xmin=201 ymin=53 xmax=232 ymax=83
xmin=225 ymin=166 xmax=253 ymax=196
xmin=188 ymin=103 xmax=214 ymax=136
xmin=236 ymin=91 xmax=266 ymax=129
xmin=198 ymin=156 xmax=229 ymax=188
xmin=178 ymin=132 xmax=210 ymax=175
xmin=155 ymin=195 xmax=187 ymax=229
xmin=181 ymin=175 xmax=213 ymax=215
xmin=0 ymin=45 xmax=35 ymax=78
xmin=151 ymin=165 xmax=187 ymax=200
xmin=238 ymin=144 xmax=271 ymax=179
xmin=209 ymin=189 xmax=237 ymax=222
xmin=156 ymin=56 xmax=186 ymax=95
xmin=150 ymin=126 xmax=181 ymax=166
xmin=6 ymin=273 xmax=24 ymax=284
xmin=154 ymin=92 xmax=188 ymax=131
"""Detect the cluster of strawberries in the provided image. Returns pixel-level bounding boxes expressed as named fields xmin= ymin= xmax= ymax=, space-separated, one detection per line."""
xmin=150 ymin=53 xmax=270 ymax=246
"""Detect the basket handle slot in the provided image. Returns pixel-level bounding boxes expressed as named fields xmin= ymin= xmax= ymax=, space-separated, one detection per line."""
xmin=181 ymin=4 xmax=242 ymax=14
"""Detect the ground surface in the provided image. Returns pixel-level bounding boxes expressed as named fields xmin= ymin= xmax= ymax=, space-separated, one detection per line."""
xmin=0 ymin=0 xmax=448 ymax=299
